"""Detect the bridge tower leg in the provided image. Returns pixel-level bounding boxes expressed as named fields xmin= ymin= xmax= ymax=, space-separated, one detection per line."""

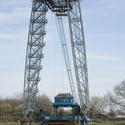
xmin=67 ymin=0 xmax=89 ymax=115
xmin=23 ymin=0 xmax=48 ymax=116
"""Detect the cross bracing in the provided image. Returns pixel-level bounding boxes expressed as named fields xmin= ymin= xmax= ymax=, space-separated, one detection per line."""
xmin=23 ymin=0 xmax=89 ymax=117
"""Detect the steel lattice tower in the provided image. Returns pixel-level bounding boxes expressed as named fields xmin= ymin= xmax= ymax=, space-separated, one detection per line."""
xmin=23 ymin=0 xmax=89 ymax=117
xmin=23 ymin=0 xmax=47 ymax=116
xmin=67 ymin=0 xmax=89 ymax=114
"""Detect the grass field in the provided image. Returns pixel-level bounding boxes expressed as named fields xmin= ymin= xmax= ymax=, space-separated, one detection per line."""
xmin=0 ymin=120 xmax=125 ymax=125
xmin=0 ymin=123 xmax=41 ymax=125
xmin=0 ymin=122 xmax=41 ymax=125
xmin=91 ymin=120 xmax=125 ymax=125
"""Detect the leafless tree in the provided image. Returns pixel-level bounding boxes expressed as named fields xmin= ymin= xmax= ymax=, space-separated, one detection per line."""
xmin=109 ymin=81 xmax=125 ymax=114
xmin=89 ymin=96 xmax=108 ymax=116
xmin=35 ymin=94 xmax=53 ymax=115
xmin=0 ymin=94 xmax=53 ymax=117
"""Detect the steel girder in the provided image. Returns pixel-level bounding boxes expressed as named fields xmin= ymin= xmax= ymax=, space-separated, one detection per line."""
xmin=67 ymin=0 xmax=89 ymax=115
xmin=23 ymin=0 xmax=47 ymax=116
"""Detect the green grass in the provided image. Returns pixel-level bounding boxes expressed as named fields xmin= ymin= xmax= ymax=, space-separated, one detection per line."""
xmin=0 ymin=122 xmax=41 ymax=125
xmin=0 ymin=120 xmax=125 ymax=125
xmin=92 ymin=120 xmax=125 ymax=125
xmin=0 ymin=123 xmax=18 ymax=125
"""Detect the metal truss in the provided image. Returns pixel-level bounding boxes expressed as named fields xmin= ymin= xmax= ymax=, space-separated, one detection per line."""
xmin=23 ymin=0 xmax=89 ymax=117
xmin=23 ymin=0 xmax=48 ymax=117
xmin=67 ymin=0 xmax=89 ymax=115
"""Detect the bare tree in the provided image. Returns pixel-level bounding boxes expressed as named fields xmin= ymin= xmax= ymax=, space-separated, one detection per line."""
xmin=89 ymin=96 xmax=108 ymax=116
xmin=109 ymin=81 xmax=125 ymax=114
xmin=0 ymin=94 xmax=53 ymax=117
xmin=106 ymin=93 xmax=117 ymax=117
xmin=35 ymin=94 xmax=53 ymax=115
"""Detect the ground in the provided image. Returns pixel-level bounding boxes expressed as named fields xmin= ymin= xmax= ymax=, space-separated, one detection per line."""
xmin=0 ymin=123 xmax=41 ymax=125
xmin=0 ymin=120 xmax=125 ymax=125
xmin=91 ymin=120 xmax=125 ymax=125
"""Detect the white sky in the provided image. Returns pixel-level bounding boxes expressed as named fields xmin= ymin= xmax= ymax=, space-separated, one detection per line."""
xmin=0 ymin=0 xmax=125 ymax=99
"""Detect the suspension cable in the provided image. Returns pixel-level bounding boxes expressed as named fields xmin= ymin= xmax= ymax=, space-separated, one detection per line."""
xmin=55 ymin=16 xmax=77 ymax=100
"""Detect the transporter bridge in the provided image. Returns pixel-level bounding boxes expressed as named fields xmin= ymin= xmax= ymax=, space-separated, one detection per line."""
xmin=23 ymin=0 xmax=90 ymax=124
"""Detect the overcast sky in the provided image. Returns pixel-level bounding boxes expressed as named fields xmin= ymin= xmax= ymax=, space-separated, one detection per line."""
xmin=0 ymin=0 xmax=125 ymax=99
